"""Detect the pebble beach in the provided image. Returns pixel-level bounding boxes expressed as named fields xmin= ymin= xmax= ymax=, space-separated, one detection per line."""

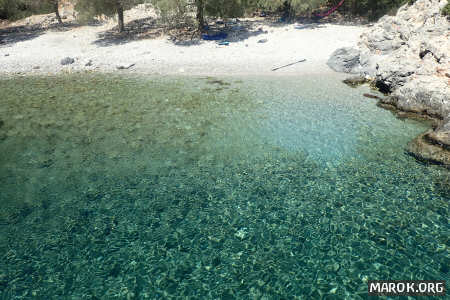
xmin=0 ymin=6 xmax=365 ymax=76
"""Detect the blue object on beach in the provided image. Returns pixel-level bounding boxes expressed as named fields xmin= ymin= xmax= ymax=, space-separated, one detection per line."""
xmin=217 ymin=40 xmax=230 ymax=46
xmin=202 ymin=32 xmax=228 ymax=40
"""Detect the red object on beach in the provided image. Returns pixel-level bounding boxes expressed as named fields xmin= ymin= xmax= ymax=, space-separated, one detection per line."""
xmin=315 ymin=0 xmax=345 ymax=18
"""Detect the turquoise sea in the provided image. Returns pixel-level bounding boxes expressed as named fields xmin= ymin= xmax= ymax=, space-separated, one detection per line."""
xmin=0 ymin=74 xmax=448 ymax=299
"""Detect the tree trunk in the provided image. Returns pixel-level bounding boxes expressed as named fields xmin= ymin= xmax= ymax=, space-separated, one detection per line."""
xmin=369 ymin=0 xmax=378 ymax=20
xmin=196 ymin=0 xmax=205 ymax=32
xmin=117 ymin=4 xmax=125 ymax=33
xmin=53 ymin=0 xmax=63 ymax=25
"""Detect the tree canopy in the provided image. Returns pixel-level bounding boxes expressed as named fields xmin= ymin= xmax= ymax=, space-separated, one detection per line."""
xmin=75 ymin=0 xmax=145 ymax=32
xmin=1 ymin=0 xmax=424 ymax=28
xmin=0 ymin=0 xmax=54 ymax=20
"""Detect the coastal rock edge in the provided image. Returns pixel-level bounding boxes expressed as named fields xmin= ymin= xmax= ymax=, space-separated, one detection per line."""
xmin=328 ymin=0 xmax=450 ymax=166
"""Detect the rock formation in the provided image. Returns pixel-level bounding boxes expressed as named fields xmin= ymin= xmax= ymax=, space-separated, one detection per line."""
xmin=328 ymin=0 xmax=450 ymax=166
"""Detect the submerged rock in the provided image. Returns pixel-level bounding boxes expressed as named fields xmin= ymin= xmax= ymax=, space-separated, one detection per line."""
xmin=343 ymin=76 xmax=371 ymax=87
xmin=363 ymin=93 xmax=382 ymax=100
xmin=428 ymin=116 xmax=450 ymax=149
xmin=407 ymin=131 xmax=450 ymax=166
xmin=329 ymin=0 xmax=450 ymax=166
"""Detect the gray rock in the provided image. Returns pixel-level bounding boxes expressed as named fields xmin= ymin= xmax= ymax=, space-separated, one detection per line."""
xmin=257 ymin=39 xmax=268 ymax=43
xmin=375 ymin=46 xmax=419 ymax=90
xmin=359 ymin=50 xmax=382 ymax=77
xmin=4 ymin=54 xmax=9 ymax=57
xmin=327 ymin=47 xmax=361 ymax=74
xmin=84 ymin=59 xmax=93 ymax=67
xmin=60 ymin=57 xmax=75 ymax=65
xmin=389 ymin=76 xmax=450 ymax=117
xmin=328 ymin=0 xmax=450 ymax=165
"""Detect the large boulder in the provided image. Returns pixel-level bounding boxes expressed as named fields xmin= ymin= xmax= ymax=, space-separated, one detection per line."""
xmin=327 ymin=47 xmax=361 ymax=74
xmin=329 ymin=0 xmax=449 ymax=80
xmin=387 ymin=76 xmax=450 ymax=117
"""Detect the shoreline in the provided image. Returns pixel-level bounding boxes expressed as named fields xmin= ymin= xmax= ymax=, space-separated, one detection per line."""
xmin=0 ymin=18 xmax=365 ymax=77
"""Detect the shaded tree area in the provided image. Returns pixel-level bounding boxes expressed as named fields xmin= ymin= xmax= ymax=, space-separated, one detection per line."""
xmin=330 ymin=0 xmax=417 ymax=21
xmin=50 ymin=0 xmax=63 ymax=25
xmin=150 ymin=0 xmax=257 ymax=32
xmin=252 ymin=0 xmax=419 ymax=22
xmin=0 ymin=0 xmax=430 ymax=33
xmin=0 ymin=0 xmax=67 ymax=25
xmin=151 ymin=0 xmax=420 ymax=30
xmin=75 ymin=0 xmax=146 ymax=32
xmin=0 ymin=0 xmax=54 ymax=21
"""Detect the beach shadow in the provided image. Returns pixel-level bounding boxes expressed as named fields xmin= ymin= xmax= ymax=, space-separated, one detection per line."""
xmin=221 ymin=20 xmax=269 ymax=43
xmin=93 ymin=17 xmax=164 ymax=47
xmin=0 ymin=24 xmax=45 ymax=47
xmin=170 ymin=18 xmax=282 ymax=46
xmin=0 ymin=21 xmax=81 ymax=47
xmin=93 ymin=16 xmax=294 ymax=47
xmin=172 ymin=39 xmax=202 ymax=46
xmin=293 ymin=23 xmax=326 ymax=30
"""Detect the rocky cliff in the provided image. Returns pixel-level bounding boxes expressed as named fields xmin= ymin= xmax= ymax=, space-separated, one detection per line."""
xmin=328 ymin=0 xmax=450 ymax=166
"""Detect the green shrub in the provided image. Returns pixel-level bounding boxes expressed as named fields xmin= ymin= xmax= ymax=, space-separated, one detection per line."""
xmin=442 ymin=3 xmax=450 ymax=16
xmin=0 ymin=0 xmax=53 ymax=21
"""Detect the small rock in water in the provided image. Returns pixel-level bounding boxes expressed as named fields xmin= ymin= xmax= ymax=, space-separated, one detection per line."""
xmin=343 ymin=76 xmax=370 ymax=87
xmin=363 ymin=93 xmax=381 ymax=100
xmin=329 ymin=287 xmax=338 ymax=294
xmin=4 ymin=53 xmax=9 ymax=57
xmin=235 ymin=228 xmax=247 ymax=239
xmin=60 ymin=57 xmax=75 ymax=65
xmin=33 ymin=66 xmax=40 ymax=70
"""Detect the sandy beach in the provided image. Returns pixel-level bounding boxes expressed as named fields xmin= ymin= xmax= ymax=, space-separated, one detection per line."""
xmin=0 ymin=7 xmax=365 ymax=76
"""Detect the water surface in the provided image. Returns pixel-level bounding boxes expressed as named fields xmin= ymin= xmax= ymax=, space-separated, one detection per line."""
xmin=0 ymin=74 xmax=448 ymax=299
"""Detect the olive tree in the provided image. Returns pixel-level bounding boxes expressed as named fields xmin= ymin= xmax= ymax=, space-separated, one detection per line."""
xmin=153 ymin=0 xmax=257 ymax=31
xmin=256 ymin=0 xmax=326 ymax=20
xmin=0 ymin=0 xmax=57 ymax=21
xmin=40 ymin=0 xmax=63 ymax=24
xmin=75 ymin=0 xmax=143 ymax=32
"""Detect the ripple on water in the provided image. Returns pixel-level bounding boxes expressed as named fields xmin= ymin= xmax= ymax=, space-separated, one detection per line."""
xmin=0 ymin=74 xmax=448 ymax=299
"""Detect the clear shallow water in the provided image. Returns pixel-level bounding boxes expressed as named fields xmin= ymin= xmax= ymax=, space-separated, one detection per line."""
xmin=0 ymin=74 xmax=448 ymax=299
